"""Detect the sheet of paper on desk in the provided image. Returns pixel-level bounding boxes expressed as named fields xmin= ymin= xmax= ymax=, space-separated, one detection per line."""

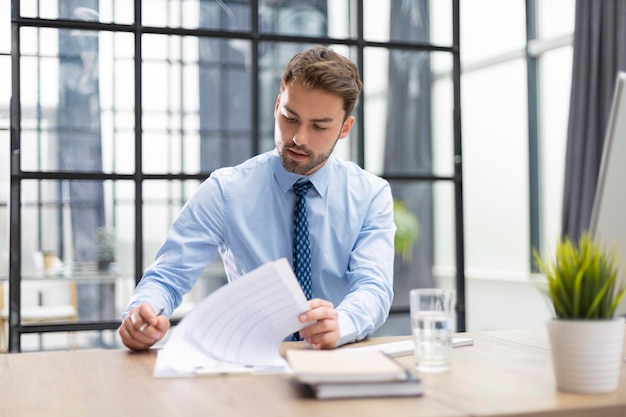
xmin=153 ymin=258 xmax=311 ymax=377
xmin=349 ymin=337 xmax=474 ymax=357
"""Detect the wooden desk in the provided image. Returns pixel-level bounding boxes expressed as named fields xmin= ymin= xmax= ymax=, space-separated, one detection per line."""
xmin=0 ymin=328 xmax=625 ymax=417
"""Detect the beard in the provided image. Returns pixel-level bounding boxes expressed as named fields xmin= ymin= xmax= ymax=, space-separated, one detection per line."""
xmin=279 ymin=139 xmax=338 ymax=175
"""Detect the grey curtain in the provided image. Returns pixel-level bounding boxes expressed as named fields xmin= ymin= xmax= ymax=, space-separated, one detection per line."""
xmin=58 ymin=0 xmax=104 ymax=263
xmin=58 ymin=0 xmax=109 ymax=321
xmin=561 ymin=0 xmax=626 ymax=241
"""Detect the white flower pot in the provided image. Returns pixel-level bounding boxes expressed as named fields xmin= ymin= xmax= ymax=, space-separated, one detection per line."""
xmin=547 ymin=317 xmax=625 ymax=394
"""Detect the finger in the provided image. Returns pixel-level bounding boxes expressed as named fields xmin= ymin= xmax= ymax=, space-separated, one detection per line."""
xmin=123 ymin=315 xmax=158 ymax=345
xmin=119 ymin=325 xmax=146 ymax=350
xmin=118 ymin=322 xmax=152 ymax=350
xmin=133 ymin=313 xmax=153 ymax=333
xmin=137 ymin=304 xmax=160 ymax=328
xmin=308 ymin=298 xmax=333 ymax=309
xmin=138 ymin=316 xmax=169 ymax=343
xmin=128 ymin=306 xmax=149 ymax=329
xmin=304 ymin=326 xmax=339 ymax=349
xmin=308 ymin=333 xmax=338 ymax=350
xmin=152 ymin=315 xmax=171 ymax=333
xmin=129 ymin=310 xmax=139 ymax=327
xmin=299 ymin=319 xmax=337 ymax=341
xmin=299 ymin=307 xmax=340 ymax=349
xmin=132 ymin=312 xmax=149 ymax=331
xmin=130 ymin=304 xmax=160 ymax=332
xmin=299 ymin=299 xmax=335 ymax=322
xmin=300 ymin=305 xmax=337 ymax=323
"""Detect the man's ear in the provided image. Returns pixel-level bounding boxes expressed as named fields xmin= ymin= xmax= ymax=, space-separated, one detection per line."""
xmin=338 ymin=116 xmax=355 ymax=139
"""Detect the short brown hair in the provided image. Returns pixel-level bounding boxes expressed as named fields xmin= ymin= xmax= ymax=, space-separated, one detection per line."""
xmin=281 ymin=46 xmax=363 ymax=120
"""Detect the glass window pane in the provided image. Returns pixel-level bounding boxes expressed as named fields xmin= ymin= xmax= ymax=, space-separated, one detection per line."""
xmin=18 ymin=178 xmax=135 ymax=327
xmin=538 ymin=0 xmax=575 ymax=39
xmin=143 ymin=35 xmax=253 ymax=174
xmin=0 ymin=128 xmax=7 ymax=274
xmin=363 ymin=0 xmax=391 ymax=42
xmin=364 ymin=47 xmax=454 ymax=177
xmin=20 ymin=179 xmax=134 ymax=274
xmin=327 ymin=0 xmax=354 ymax=39
xmin=0 ymin=55 xmax=10 ymax=130
xmin=461 ymin=0 xmax=526 ymax=64
xmin=19 ymin=28 xmax=135 ymax=174
xmin=429 ymin=0 xmax=453 ymax=47
xmin=539 ymin=47 xmax=572 ymax=255
xmin=0 ymin=1 xmax=9 ymax=53
xmin=432 ymin=66 xmax=456 ymax=177
xmin=462 ymin=59 xmax=529 ymax=274
xmin=20 ymin=0 xmax=134 ymax=24
xmin=259 ymin=0 xmax=340 ymax=37
xmin=141 ymin=0 xmax=251 ymax=31
xmin=364 ymin=0 xmax=448 ymax=45
xmin=109 ymin=181 xmax=136 ymax=273
xmin=142 ymin=179 xmax=200 ymax=268
xmin=390 ymin=181 xmax=456 ymax=307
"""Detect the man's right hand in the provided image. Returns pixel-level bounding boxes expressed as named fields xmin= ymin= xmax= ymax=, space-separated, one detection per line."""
xmin=118 ymin=303 xmax=170 ymax=350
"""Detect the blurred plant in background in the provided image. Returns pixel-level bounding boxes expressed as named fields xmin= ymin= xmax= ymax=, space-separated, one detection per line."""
xmin=393 ymin=200 xmax=420 ymax=266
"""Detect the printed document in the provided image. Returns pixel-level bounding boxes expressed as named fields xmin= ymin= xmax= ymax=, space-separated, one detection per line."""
xmin=153 ymin=258 xmax=311 ymax=377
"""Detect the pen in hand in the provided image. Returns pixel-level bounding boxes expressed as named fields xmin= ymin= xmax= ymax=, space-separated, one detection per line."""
xmin=139 ymin=308 xmax=164 ymax=332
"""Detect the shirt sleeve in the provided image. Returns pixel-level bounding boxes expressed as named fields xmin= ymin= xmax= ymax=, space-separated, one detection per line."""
xmin=122 ymin=176 xmax=225 ymax=319
xmin=334 ymin=182 xmax=396 ymax=347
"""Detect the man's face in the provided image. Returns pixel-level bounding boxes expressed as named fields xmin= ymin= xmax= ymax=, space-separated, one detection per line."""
xmin=274 ymin=81 xmax=354 ymax=175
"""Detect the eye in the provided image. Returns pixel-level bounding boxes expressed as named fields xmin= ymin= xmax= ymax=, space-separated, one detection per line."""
xmin=313 ymin=125 xmax=328 ymax=131
xmin=282 ymin=114 xmax=297 ymax=123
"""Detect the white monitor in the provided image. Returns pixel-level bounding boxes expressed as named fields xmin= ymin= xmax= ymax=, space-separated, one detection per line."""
xmin=590 ymin=72 xmax=626 ymax=315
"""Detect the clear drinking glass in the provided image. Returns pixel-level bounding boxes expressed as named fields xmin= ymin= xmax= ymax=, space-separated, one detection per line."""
xmin=410 ymin=288 xmax=456 ymax=372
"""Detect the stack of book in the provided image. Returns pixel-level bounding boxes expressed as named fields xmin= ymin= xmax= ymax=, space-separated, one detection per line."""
xmin=286 ymin=349 xmax=422 ymax=400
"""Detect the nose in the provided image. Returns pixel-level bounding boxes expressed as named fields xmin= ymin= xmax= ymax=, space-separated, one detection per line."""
xmin=292 ymin=127 xmax=308 ymax=146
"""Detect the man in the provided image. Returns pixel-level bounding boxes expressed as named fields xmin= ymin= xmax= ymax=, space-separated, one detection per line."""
xmin=119 ymin=45 xmax=395 ymax=351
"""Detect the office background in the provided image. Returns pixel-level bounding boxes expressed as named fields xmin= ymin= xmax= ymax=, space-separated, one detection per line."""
xmin=1 ymin=0 xmax=614 ymax=351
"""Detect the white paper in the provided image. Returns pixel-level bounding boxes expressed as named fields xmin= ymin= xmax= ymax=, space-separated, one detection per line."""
xmin=349 ymin=337 xmax=474 ymax=357
xmin=153 ymin=258 xmax=311 ymax=377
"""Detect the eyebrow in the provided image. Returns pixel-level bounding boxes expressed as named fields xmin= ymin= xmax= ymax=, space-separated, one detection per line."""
xmin=283 ymin=105 xmax=334 ymax=123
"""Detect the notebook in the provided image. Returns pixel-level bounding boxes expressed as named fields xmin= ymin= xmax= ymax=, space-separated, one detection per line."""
xmin=286 ymin=349 xmax=408 ymax=383
xmin=286 ymin=349 xmax=422 ymax=399
xmin=308 ymin=372 xmax=422 ymax=400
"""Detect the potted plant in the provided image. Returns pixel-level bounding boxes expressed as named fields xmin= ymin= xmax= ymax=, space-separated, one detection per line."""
xmin=95 ymin=227 xmax=116 ymax=271
xmin=533 ymin=233 xmax=626 ymax=393
xmin=393 ymin=200 xmax=420 ymax=266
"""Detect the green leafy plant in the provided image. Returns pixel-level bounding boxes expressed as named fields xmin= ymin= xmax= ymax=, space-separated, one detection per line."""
xmin=533 ymin=233 xmax=626 ymax=319
xmin=393 ymin=200 xmax=420 ymax=266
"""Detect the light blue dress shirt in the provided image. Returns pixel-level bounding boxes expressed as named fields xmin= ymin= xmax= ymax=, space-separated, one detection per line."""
xmin=125 ymin=149 xmax=396 ymax=347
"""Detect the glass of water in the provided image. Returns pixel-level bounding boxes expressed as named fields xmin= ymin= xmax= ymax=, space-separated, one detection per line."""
xmin=410 ymin=288 xmax=456 ymax=372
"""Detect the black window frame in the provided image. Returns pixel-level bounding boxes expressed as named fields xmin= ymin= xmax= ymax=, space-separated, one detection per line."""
xmin=8 ymin=0 xmax=464 ymax=352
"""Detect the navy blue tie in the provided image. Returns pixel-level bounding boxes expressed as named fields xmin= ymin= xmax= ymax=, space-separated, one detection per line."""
xmin=292 ymin=181 xmax=312 ymax=341
xmin=293 ymin=181 xmax=313 ymax=300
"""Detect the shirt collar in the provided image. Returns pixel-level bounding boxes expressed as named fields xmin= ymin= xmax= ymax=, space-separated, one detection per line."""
xmin=271 ymin=148 xmax=330 ymax=197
